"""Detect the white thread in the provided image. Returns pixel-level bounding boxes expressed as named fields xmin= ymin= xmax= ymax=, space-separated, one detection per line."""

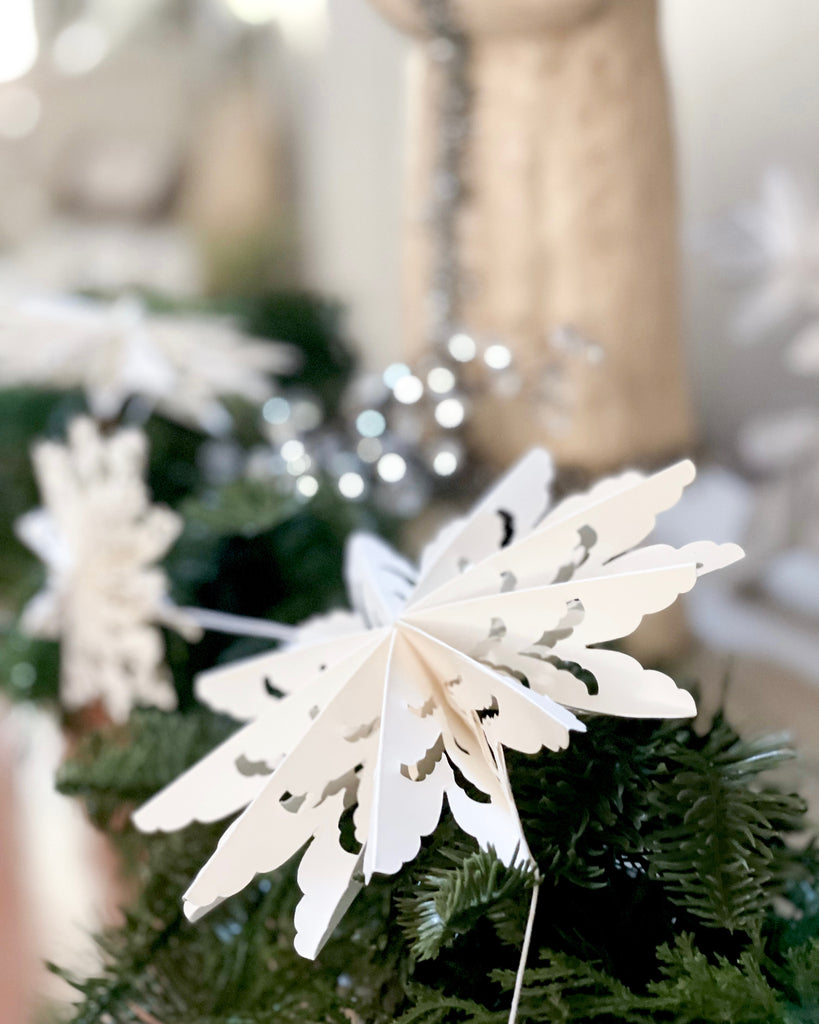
xmin=180 ymin=607 xmax=298 ymax=643
xmin=508 ymin=881 xmax=539 ymax=1024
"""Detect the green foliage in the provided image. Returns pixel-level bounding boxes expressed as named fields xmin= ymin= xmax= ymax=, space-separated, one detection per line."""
xmin=180 ymin=478 xmax=301 ymax=538
xmin=0 ymin=387 xmax=85 ymax=603
xmin=57 ymin=708 xmax=237 ymax=825
xmin=398 ymin=846 xmax=539 ymax=961
xmin=0 ymin=626 xmax=60 ymax=704
xmin=0 ymin=289 xmax=374 ymax=712
xmin=485 ymin=934 xmax=783 ymax=1024
xmin=402 ymin=934 xmax=819 ymax=1023
xmin=782 ymin=939 xmax=819 ymax=1018
xmin=54 ymin=705 xmax=819 ymax=1024
xmin=645 ymin=714 xmax=807 ymax=934
xmin=506 ymin=716 xmax=660 ymax=889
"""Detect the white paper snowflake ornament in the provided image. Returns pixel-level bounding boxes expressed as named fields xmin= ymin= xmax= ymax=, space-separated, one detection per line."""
xmin=16 ymin=417 xmax=199 ymax=722
xmin=134 ymin=451 xmax=743 ymax=959
xmin=0 ymin=293 xmax=296 ymax=434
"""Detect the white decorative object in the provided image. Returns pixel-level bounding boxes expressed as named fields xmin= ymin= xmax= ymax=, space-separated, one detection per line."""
xmin=134 ymin=451 xmax=742 ymax=959
xmin=16 ymin=418 xmax=198 ymax=722
xmin=718 ymin=167 xmax=819 ymax=343
xmin=0 ymin=293 xmax=295 ymax=434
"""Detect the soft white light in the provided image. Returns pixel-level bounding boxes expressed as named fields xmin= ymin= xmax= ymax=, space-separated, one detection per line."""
xmin=263 ymin=396 xmax=291 ymax=425
xmin=357 ymin=438 xmax=382 ymax=463
xmin=0 ymin=0 xmax=38 ymax=84
xmin=338 ymin=472 xmax=365 ymax=500
xmin=223 ymin=0 xmax=328 ymax=49
xmin=435 ymin=398 xmax=465 ymax=429
xmin=286 ymin=454 xmax=311 ymax=476
xmin=53 ymin=20 xmax=108 ymax=76
xmin=280 ymin=439 xmax=305 ymax=463
xmin=296 ymin=475 xmax=319 ymax=498
xmin=433 ymin=450 xmax=458 ymax=476
xmin=0 ymin=86 xmax=40 ymax=138
xmin=447 ymin=333 xmax=476 ymax=363
xmin=383 ymin=362 xmax=411 ymax=389
xmin=224 ymin=0 xmax=279 ymax=23
xmin=356 ymin=409 xmax=386 ymax=438
xmin=290 ymin=398 xmax=322 ymax=431
xmin=427 ymin=366 xmax=456 ymax=394
xmin=393 ymin=375 xmax=424 ymax=405
xmin=484 ymin=343 xmax=512 ymax=370
xmin=377 ymin=453 xmax=407 ymax=484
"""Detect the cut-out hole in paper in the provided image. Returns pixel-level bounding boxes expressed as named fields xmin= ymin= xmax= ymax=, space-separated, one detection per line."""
xmin=236 ymin=755 xmax=274 ymax=778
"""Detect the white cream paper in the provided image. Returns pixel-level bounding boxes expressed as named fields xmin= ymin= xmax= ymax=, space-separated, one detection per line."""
xmin=16 ymin=417 xmax=198 ymax=721
xmin=0 ymin=293 xmax=296 ymax=434
xmin=134 ymin=452 xmax=743 ymax=958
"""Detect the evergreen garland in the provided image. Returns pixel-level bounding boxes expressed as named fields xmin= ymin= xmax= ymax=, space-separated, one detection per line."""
xmin=55 ymin=706 xmax=819 ymax=1024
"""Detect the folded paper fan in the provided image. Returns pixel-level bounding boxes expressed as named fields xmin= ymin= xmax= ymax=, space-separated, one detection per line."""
xmin=134 ymin=451 xmax=743 ymax=958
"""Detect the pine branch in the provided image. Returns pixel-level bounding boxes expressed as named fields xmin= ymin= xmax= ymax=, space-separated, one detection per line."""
xmin=484 ymin=934 xmax=788 ymax=1024
xmin=645 ymin=715 xmax=807 ymax=934
xmin=393 ymin=987 xmax=504 ymax=1024
xmin=781 ymin=939 xmax=819 ymax=1018
xmin=180 ymin=479 xmax=300 ymax=538
xmin=506 ymin=716 xmax=660 ymax=889
xmin=398 ymin=847 xmax=539 ymax=961
xmin=57 ymin=708 xmax=237 ymax=825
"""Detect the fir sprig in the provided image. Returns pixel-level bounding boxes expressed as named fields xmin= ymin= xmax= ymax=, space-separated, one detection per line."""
xmin=57 ymin=708 xmax=237 ymax=826
xmin=398 ymin=847 xmax=539 ymax=961
xmin=646 ymin=714 xmax=807 ymax=934
xmin=55 ymin=706 xmax=819 ymax=1024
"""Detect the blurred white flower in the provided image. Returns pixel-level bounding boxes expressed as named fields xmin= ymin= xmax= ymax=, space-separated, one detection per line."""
xmin=15 ymin=418 xmax=199 ymax=722
xmin=714 ymin=167 xmax=819 ymax=342
xmin=0 ymin=293 xmax=296 ymax=434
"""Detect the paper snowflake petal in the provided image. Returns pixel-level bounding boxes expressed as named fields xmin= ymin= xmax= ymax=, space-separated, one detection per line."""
xmin=411 ymin=460 xmax=698 ymax=611
xmin=135 ymin=451 xmax=743 ymax=959
xmin=292 ymin=822 xmax=365 ymax=959
xmin=16 ymin=417 xmax=194 ymax=720
xmin=413 ymin=448 xmax=553 ymax=602
xmin=134 ymin=633 xmax=389 ymax=831
xmin=177 ymin=644 xmax=388 ymax=928
xmin=406 ymin=625 xmax=581 ymax=755
xmin=344 ymin=534 xmax=418 ymax=627
xmin=194 ymin=628 xmax=381 ymax=722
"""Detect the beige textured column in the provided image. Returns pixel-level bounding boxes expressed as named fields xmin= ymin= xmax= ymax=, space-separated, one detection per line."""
xmin=181 ymin=70 xmax=296 ymax=294
xmin=369 ymin=0 xmax=693 ymax=472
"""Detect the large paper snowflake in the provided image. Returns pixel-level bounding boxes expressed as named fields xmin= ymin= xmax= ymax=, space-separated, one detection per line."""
xmin=0 ymin=293 xmax=295 ymax=434
xmin=16 ymin=418 xmax=198 ymax=721
xmin=134 ymin=451 xmax=742 ymax=958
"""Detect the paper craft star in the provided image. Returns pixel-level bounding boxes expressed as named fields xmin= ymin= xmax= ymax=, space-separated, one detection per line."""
xmin=0 ymin=293 xmax=295 ymax=434
xmin=16 ymin=417 xmax=198 ymax=721
xmin=134 ymin=451 xmax=742 ymax=958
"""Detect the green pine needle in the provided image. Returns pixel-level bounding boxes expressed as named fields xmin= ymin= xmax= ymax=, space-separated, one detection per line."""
xmin=398 ymin=847 xmax=539 ymax=961
xmin=646 ymin=714 xmax=807 ymax=934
